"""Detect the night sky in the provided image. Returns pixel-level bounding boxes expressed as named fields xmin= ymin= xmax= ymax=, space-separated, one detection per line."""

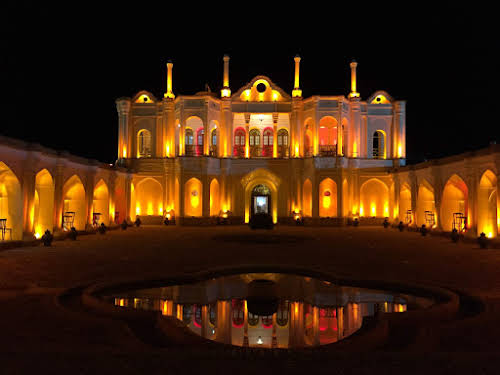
xmin=2 ymin=2 xmax=498 ymax=165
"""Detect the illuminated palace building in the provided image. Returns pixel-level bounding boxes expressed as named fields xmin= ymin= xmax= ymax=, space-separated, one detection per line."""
xmin=1 ymin=56 xmax=500 ymax=240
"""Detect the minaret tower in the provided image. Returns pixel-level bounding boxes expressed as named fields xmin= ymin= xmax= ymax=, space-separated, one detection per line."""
xmin=221 ymin=54 xmax=231 ymax=98
xmin=348 ymin=60 xmax=360 ymax=99
xmin=164 ymin=60 xmax=175 ymax=99
xmin=292 ymin=55 xmax=302 ymax=98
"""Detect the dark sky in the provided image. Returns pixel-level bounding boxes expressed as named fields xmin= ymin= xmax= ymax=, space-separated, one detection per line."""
xmin=1 ymin=2 xmax=498 ymax=164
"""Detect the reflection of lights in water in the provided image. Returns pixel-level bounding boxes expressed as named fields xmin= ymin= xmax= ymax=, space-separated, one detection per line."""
xmin=257 ymin=336 xmax=263 ymax=345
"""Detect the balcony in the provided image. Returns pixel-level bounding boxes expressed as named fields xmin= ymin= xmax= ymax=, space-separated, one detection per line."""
xmin=319 ymin=145 xmax=337 ymax=157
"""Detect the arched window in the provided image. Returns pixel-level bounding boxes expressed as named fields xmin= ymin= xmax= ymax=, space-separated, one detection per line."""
xmin=210 ymin=129 xmax=217 ymax=156
xmin=137 ymin=129 xmax=152 ymax=158
xmin=185 ymin=128 xmax=194 ymax=156
xmin=249 ymin=129 xmax=261 ymax=157
xmin=277 ymin=128 xmax=289 ymax=158
xmin=233 ymin=128 xmax=246 ymax=157
xmin=196 ymin=128 xmax=204 ymax=156
xmin=262 ymin=128 xmax=273 ymax=157
xmin=372 ymin=131 xmax=385 ymax=159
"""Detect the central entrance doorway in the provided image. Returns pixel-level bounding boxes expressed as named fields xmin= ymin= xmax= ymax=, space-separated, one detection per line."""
xmin=251 ymin=184 xmax=271 ymax=217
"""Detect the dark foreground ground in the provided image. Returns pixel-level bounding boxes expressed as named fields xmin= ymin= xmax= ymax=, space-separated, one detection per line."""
xmin=1 ymin=225 xmax=500 ymax=374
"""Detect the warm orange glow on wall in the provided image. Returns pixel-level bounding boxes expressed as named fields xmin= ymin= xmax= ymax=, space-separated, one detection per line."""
xmin=221 ymin=88 xmax=231 ymax=98
xmin=295 ymin=143 xmax=300 ymax=157
xmin=352 ymin=141 xmax=357 ymax=157
xmin=370 ymin=203 xmax=376 ymax=217
xmin=359 ymin=206 xmax=364 ymax=217
xmin=397 ymin=143 xmax=402 ymax=158
xmin=136 ymin=204 xmax=141 ymax=215
xmin=122 ymin=146 xmax=127 ymax=158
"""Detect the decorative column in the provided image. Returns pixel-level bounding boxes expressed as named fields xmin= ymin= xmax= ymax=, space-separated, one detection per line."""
xmin=244 ymin=112 xmax=250 ymax=158
xmin=409 ymin=170 xmax=418 ymax=225
xmin=431 ymin=167 xmax=443 ymax=230
xmin=163 ymin=97 xmax=176 ymax=157
xmin=22 ymin=165 xmax=36 ymax=237
xmin=312 ymin=306 xmax=320 ymax=347
xmin=395 ymin=101 xmax=406 ymax=159
xmin=84 ymin=169 xmax=96 ymax=229
xmin=272 ymin=313 xmax=278 ymax=348
xmin=465 ymin=166 xmax=478 ymax=236
xmin=221 ymin=100 xmax=232 ymax=157
xmin=337 ymin=174 xmax=344 ymax=219
xmin=125 ymin=173 xmax=132 ymax=222
xmin=272 ymin=112 xmax=278 ymax=158
xmin=116 ymin=99 xmax=131 ymax=160
xmin=312 ymin=176 xmax=319 ymax=219
xmin=289 ymin=301 xmax=305 ymax=348
xmin=201 ymin=305 xmax=210 ymax=339
xmin=292 ymin=55 xmax=302 ymax=98
xmin=53 ymin=162 xmax=65 ymax=230
xmin=243 ymin=300 xmax=249 ymax=347
xmin=216 ymin=300 xmax=232 ymax=345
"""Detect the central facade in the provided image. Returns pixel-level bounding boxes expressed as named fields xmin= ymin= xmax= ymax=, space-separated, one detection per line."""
xmin=116 ymin=56 xmax=406 ymax=224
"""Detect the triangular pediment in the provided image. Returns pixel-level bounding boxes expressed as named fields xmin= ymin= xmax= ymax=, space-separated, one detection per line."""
xmin=233 ymin=75 xmax=291 ymax=102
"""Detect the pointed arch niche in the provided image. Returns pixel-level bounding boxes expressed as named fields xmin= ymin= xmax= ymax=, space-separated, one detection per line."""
xmin=33 ymin=169 xmax=55 ymax=237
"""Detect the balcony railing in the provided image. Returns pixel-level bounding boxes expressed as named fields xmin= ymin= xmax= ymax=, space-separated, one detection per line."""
xmin=319 ymin=144 xmax=337 ymax=157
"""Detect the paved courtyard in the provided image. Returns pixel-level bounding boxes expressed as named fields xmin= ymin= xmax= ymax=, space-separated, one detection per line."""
xmin=1 ymin=225 xmax=500 ymax=374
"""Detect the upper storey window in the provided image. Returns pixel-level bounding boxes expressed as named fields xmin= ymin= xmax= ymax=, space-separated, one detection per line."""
xmin=137 ymin=129 xmax=152 ymax=158
xmin=372 ymin=131 xmax=386 ymax=159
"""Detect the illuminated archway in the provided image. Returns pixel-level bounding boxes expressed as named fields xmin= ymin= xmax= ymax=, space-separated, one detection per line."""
xmin=319 ymin=178 xmax=337 ymax=217
xmin=302 ymin=179 xmax=312 ymax=217
xmin=93 ymin=179 xmax=110 ymax=225
xmin=399 ymin=183 xmax=412 ymax=224
xmin=63 ymin=175 xmax=86 ymax=230
xmin=441 ymin=174 xmax=468 ymax=232
xmin=318 ymin=117 xmax=338 ymax=156
xmin=242 ymin=169 xmax=280 ymax=223
xmin=478 ymin=170 xmax=497 ymax=237
xmin=184 ymin=178 xmax=202 ymax=217
xmin=209 ymin=178 xmax=220 ymax=216
xmin=135 ymin=178 xmax=163 ymax=216
xmin=372 ymin=130 xmax=386 ymax=159
xmin=416 ymin=180 xmax=436 ymax=227
xmin=186 ymin=116 xmax=204 ymax=156
xmin=33 ymin=169 xmax=54 ymax=237
xmin=0 ymin=162 xmax=22 ymax=240
xmin=360 ymin=178 xmax=389 ymax=217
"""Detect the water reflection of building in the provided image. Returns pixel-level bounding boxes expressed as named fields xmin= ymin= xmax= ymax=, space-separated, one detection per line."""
xmin=113 ymin=297 xmax=407 ymax=348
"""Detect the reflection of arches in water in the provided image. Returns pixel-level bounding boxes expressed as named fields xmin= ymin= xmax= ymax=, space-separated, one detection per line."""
xmin=248 ymin=312 xmax=259 ymax=326
xmin=209 ymin=303 xmax=217 ymax=326
xmin=232 ymin=299 xmax=244 ymax=328
xmin=251 ymin=184 xmax=271 ymax=216
xmin=182 ymin=304 xmax=192 ymax=325
xmin=276 ymin=301 xmax=289 ymax=327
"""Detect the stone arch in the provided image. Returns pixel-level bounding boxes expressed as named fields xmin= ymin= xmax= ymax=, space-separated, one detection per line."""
xmin=0 ymin=162 xmax=23 ymax=240
xmin=441 ymin=174 xmax=468 ymax=232
xmin=63 ymin=175 xmax=87 ymax=230
xmin=399 ymin=183 xmax=412 ymax=223
xmin=319 ymin=178 xmax=337 ymax=217
xmin=209 ymin=178 xmax=220 ymax=216
xmin=135 ymin=178 xmax=163 ymax=216
xmin=416 ymin=179 xmax=436 ymax=227
xmin=302 ymin=179 xmax=312 ymax=217
xmin=184 ymin=177 xmax=202 ymax=217
xmin=137 ymin=129 xmax=152 ymax=158
xmin=33 ymin=169 xmax=54 ymax=237
xmin=478 ymin=170 xmax=497 ymax=237
xmin=241 ymin=168 xmax=280 ymax=223
xmin=93 ymin=179 xmax=110 ymax=225
xmin=360 ymin=178 xmax=389 ymax=218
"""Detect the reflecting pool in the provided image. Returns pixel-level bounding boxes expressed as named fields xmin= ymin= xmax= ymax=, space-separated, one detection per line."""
xmin=104 ymin=273 xmax=432 ymax=348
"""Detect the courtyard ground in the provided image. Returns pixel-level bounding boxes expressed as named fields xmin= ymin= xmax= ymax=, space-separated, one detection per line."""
xmin=1 ymin=225 xmax=500 ymax=374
